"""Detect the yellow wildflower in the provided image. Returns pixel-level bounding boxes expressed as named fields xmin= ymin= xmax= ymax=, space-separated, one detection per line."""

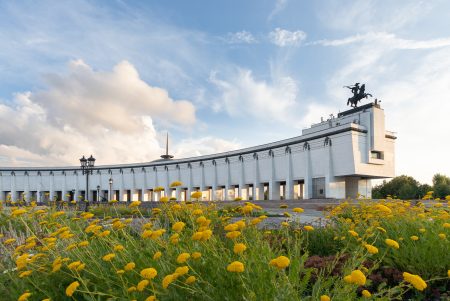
xmin=410 ymin=235 xmax=419 ymax=241
xmin=174 ymin=266 xmax=189 ymax=275
xmin=142 ymin=230 xmax=153 ymax=239
xmin=438 ymin=233 xmax=446 ymax=240
xmin=145 ymin=296 xmax=157 ymax=301
xmin=227 ymin=261 xmax=245 ymax=273
xmin=172 ymin=221 xmax=185 ymax=232
xmin=269 ymin=256 xmax=290 ymax=269
xmin=364 ymin=244 xmax=379 ymax=254
xmin=362 ymin=290 xmax=371 ymax=297
xmin=127 ymin=286 xmax=137 ymax=292
xmin=137 ymin=279 xmax=150 ymax=291
xmin=191 ymin=191 xmax=203 ymax=199
xmin=4 ymin=238 xmax=16 ymax=245
xmin=18 ymin=292 xmax=32 ymax=301
xmin=19 ymin=270 xmax=32 ymax=278
xmin=102 ymin=253 xmax=115 ymax=261
xmin=348 ymin=230 xmax=358 ymax=237
xmin=124 ymin=262 xmax=136 ymax=271
xmin=116 ymin=269 xmax=125 ymax=275
xmin=129 ymin=201 xmax=141 ymax=207
xmin=293 ymin=207 xmax=304 ymax=213
xmin=224 ymin=223 xmax=239 ymax=232
xmin=177 ymin=253 xmax=190 ymax=263
xmin=65 ymin=281 xmax=80 ymax=297
xmin=162 ymin=274 xmax=175 ymax=289
xmin=320 ymin=296 xmax=331 ymax=301
xmin=385 ymin=238 xmax=400 ymax=249
xmin=114 ymin=245 xmax=125 ymax=252
xmin=185 ymin=275 xmax=196 ymax=284
xmin=153 ymin=251 xmax=162 ymax=260
xmin=226 ymin=231 xmax=241 ymax=239
xmin=11 ymin=208 xmax=27 ymax=217
xmin=233 ymin=243 xmax=247 ymax=254
xmin=304 ymin=225 xmax=314 ymax=231
xmin=68 ymin=261 xmax=82 ymax=270
xmin=344 ymin=269 xmax=366 ymax=285
xmin=140 ymin=268 xmax=158 ymax=279
xmin=403 ymin=272 xmax=427 ymax=291
xmin=192 ymin=252 xmax=202 ymax=259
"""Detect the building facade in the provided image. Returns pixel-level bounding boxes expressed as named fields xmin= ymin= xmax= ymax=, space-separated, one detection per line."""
xmin=0 ymin=103 xmax=396 ymax=202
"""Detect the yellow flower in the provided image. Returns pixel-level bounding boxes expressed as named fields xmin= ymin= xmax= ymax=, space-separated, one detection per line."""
xmin=102 ymin=253 xmax=115 ymax=261
xmin=192 ymin=252 xmax=202 ymax=259
xmin=233 ymin=243 xmax=247 ymax=254
xmin=68 ymin=261 xmax=82 ymax=270
xmin=224 ymin=223 xmax=239 ymax=232
xmin=227 ymin=261 xmax=245 ymax=273
xmin=304 ymin=225 xmax=314 ymax=231
xmin=11 ymin=208 xmax=27 ymax=217
xmin=78 ymin=241 xmax=89 ymax=247
xmin=438 ymin=233 xmax=446 ymax=240
xmin=177 ymin=253 xmax=190 ymax=263
xmin=348 ymin=230 xmax=358 ymax=237
xmin=153 ymin=251 xmax=162 ymax=260
xmin=344 ymin=270 xmax=366 ymax=285
xmin=160 ymin=196 xmax=169 ymax=203
xmin=364 ymin=244 xmax=378 ymax=254
xmin=403 ymin=272 xmax=427 ymax=291
xmin=447 ymin=270 xmax=450 ymax=278
xmin=281 ymin=222 xmax=289 ymax=227
xmin=19 ymin=270 xmax=32 ymax=278
xmin=191 ymin=191 xmax=203 ymax=199
xmin=137 ymin=279 xmax=150 ymax=291
xmin=192 ymin=209 xmax=203 ymax=215
xmin=443 ymin=223 xmax=450 ymax=229
xmin=410 ymin=235 xmax=419 ymax=241
xmin=170 ymin=180 xmax=183 ymax=187
xmin=172 ymin=221 xmax=186 ymax=232
xmin=385 ymin=238 xmax=399 ymax=249
xmin=116 ymin=269 xmax=125 ymax=275
xmin=175 ymin=266 xmax=189 ymax=275
xmin=65 ymin=281 xmax=80 ymax=297
xmin=114 ymin=244 xmax=125 ymax=252
xmin=124 ymin=262 xmax=136 ymax=271
xmin=127 ymin=286 xmax=137 ymax=292
xmin=142 ymin=230 xmax=153 ymax=239
xmin=145 ymin=296 xmax=157 ymax=301
xmin=293 ymin=207 xmax=304 ymax=213
xmin=18 ymin=292 xmax=32 ymax=301
xmin=242 ymin=205 xmax=253 ymax=214
xmin=140 ymin=268 xmax=158 ymax=279
xmin=185 ymin=275 xmax=196 ymax=284
xmin=196 ymin=216 xmax=207 ymax=225
xmin=418 ymin=228 xmax=426 ymax=233
xmin=162 ymin=274 xmax=176 ymax=289
xmin=320 ymin=296 xmax=331 ymax=301
xmin=362 ymin=290 xmax=371 ymax=297
xmin=4 ymin=238 xmax=16 ymax=245
xmin=226 ymin=231 xmax=241 ymax=239
xmin=16 ymin=253 xmax=29 ymax=270
xmin=97 ymin=230 xmax=110 ymax=237
xmin=130 ymin=201 xmax=141 ymax=207
xmin=170 ymin=233 xmax=180 ymax=244
xmin=269 ymin=256 xmax=290 ymax=269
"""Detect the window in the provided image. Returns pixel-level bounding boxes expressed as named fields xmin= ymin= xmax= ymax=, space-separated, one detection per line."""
xmin=371 ymin=151 xmax=383 ymax=159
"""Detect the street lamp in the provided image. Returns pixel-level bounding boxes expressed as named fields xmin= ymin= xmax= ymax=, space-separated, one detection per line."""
xmin=109 ymin=178 xmax=113 ymax=201
xmin=97 ymin=185 xmax=100 ymax=204
xmin=80 ymin=154 xmax=95 ymax=212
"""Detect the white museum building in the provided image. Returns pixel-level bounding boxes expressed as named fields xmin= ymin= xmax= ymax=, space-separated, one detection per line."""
xmin=0 ymin=102 xmax=396 ymax=203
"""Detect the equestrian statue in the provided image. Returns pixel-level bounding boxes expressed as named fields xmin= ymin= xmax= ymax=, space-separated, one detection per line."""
xmin=344 ymin=83 xmax=372 ymax=107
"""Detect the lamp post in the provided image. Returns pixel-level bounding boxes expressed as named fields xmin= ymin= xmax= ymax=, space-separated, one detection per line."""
xmin=109 ymin=177 xmax=113 ymax=202
xmin=80 ymin=155 xmax=95 ymax=212
xmin=97 ymin=185 xmax=100 ymax=204
xmin=72 ymin=189 xmax=75 ymax=203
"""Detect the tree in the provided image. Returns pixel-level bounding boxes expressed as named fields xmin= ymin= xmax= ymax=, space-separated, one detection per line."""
xmin=432 ymin=174 xmax=450 ymax=198
xmin=372 ymin=175 xmax=420 ymax=199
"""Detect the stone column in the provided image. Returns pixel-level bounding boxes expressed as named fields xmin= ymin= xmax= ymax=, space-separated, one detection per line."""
xmin=303 ymin=143 xmax=312 ymax=199
xmin=268 ymin=150 xmax=280 ymax=200
xmin=285 ymin=147 xmax=294 ymax=200
xmin=119 ymin=169 xmax=124 ymax=202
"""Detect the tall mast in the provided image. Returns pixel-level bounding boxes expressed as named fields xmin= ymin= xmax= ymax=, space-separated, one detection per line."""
xmin=160 ymin=131 xmax=174 ymax=160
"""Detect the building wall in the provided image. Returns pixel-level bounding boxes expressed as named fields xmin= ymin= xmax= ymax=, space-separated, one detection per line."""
xmin=0 ymin=104 xmax=395 ymax=202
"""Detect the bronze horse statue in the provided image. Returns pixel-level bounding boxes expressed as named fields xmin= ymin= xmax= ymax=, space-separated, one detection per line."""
xmin=344 ymin=83 xmax=372 ymax=107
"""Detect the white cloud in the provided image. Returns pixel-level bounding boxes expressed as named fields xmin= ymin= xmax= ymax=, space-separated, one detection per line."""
xmin=225 ymin=31 xmax=257 ymax=44
xmin=0 ymin=61 xmax=238 ymax=167
xmin=269 ymin=28 xmax=307 ymax=47
xmin=309 ymin=32 xmax=450 ymax=49
xmin=209 ymin=68 xmax=302 ymax=125
xmin=268 ymin=0 xmax=288 ymax=20
xmin=174 ymin=137 xmax=241 ymax=158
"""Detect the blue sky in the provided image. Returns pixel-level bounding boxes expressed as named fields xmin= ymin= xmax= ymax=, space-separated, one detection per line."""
xmin=0 ymin=0 xmax=449 ymax=184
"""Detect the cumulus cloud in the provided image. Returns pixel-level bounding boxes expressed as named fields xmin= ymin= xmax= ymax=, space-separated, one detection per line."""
xmin=269 ymin=28 xmax=307 ymax=47
xmin=268 ymin=0 xmax=288 ymax=20
xmin=0 ymin=60 xmax=236 ymax=167
xmin=174 ymin=136 xmax=241 ymax=158
xmin=225 ymin=31 xmax=257 ymax=44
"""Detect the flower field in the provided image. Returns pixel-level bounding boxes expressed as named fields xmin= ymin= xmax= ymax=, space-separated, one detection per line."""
xmin=0 ymin=195 xmax=449 ymax=300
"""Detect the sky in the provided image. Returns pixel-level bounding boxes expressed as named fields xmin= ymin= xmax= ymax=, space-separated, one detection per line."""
xmin=0 ymin=0 xmax=449 ymax=184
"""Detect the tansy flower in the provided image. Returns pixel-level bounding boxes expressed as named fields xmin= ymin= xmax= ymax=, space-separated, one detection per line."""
xmin=124 ymin=262 xmax=136 ymax=271
xmin=129 ymin=201 xmax=141 ymax=208
xmin=364 ymin=244 xmax=378 ymax=254
xmin=304 ymin=225 xmax=314 ymax=231
xmin=385 ymin=239 xmax=399 ymax=249
xmin=443 ymin=223 xmax=450 ymax=228
xmin=142 ymin=230 xmax=153 ymax=239
xmin=191 ymin=191 xmax=203 ymax=199
xmin=293 ymin=207 xmax=304 ymax=213
xmin=11 ymin=208 xmax=27 ymax=217
xmin=192 ymin=252 xmax=202 ymax=259
xmin=438 ymin=233 xmax=446 ymax=239
xmin=233 ymin=243 xmax=247 ymax=254
xmin=227 ymin=261 xmax=245 ymax=273
xmin=226 ymin=231 xmax=241 ymax=239
xmin=66 ymin=281 xmax=80 ymax=297
xmin=185 ymin=275 xmax=196 ymax=284
xmin=348 ymin=230 xmax=358 ymax=237
xmin=162 ymin=274 xmax=176 ymax=289
xmin=4 ymin=238 xmax=16 ymax=245
xmin=145 ymin=296 xmax=157 ymax=301
xmin=174 ymin=266 xmax=189 ymax=275
xmin=192 ymin=209 xmax=203 ymax=215
xmin=153 ymin=251 xmax=162 ymax=260
xmin=320 ymin=296 xmax=331 ymax=301
xmin=114 ymin=245 xmax=125 ymax=252
xmin=127 ymin=286 xmax=137 ymax=292
xmin=117 ymin=270 xmax=125 ymax=275
xmin=172 ymin=221 xmax=185 ymax=232
xmin=78 ymin=241 xmax=89 ymax=247
xmin=362 ymin=290 xmax=371 ymax=297
xmin=137 ymin=279 xmax=149 ymax=291
xmin=177 ymin=253 xmax=190 ymax=263
xmin=344 ymin=270 xmax=366 ymax=285
xmin=410 ymin=236 xmax=419 ymax=241
xmin=269 ymin=256 xmax=290 ymax=269
xmin=68 ymin=261 xmax=82 ymax=270
xmin=403 ymin=272 xmax=427 ymax=291
xmin=19 ymin=270 xmax=32 ymax=278
xmin=140 ymin=268 xmax=158 ymax=279
xmin=170 ymin=234 xmax=179 ymax=244
xmin=102 ymin=253 xmax=115 ymax=261
xmin=18 ymin=292 xmax=32 ymax=301
xmin=224 ymin=223 xmax=239 ymax=232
